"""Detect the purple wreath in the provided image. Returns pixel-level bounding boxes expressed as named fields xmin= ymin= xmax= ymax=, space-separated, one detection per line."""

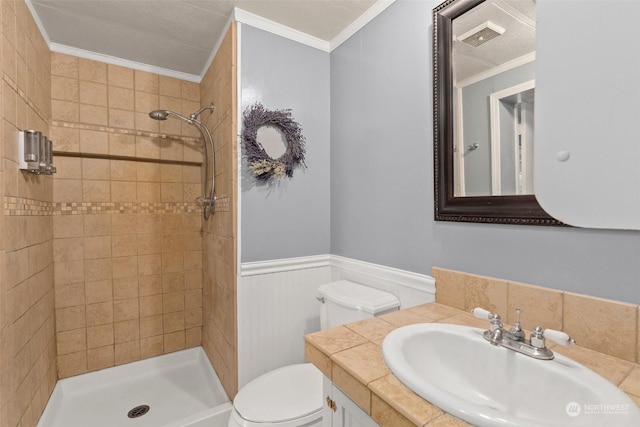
xmin=242 ymin=103 xmax=306 ymax=181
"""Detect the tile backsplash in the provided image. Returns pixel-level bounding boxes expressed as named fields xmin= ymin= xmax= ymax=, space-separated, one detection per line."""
xmin=433 ymin=267 xmax=639 ymax=363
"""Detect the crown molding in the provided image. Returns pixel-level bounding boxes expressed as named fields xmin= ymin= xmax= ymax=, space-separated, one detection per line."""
xmin=329 ymin=0 xmax=396 ymax=51
xmin=233 ymin=8 xmax=330 ymax=53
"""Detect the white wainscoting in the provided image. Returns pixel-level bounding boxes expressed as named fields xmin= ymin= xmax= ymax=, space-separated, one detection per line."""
xmin=330 ymin=255 xmax=435 ymax=309
xmin=237 ymin=255 xmax=435 ymax=388
xmin=237 ymin=257 xmax=332 ymax=388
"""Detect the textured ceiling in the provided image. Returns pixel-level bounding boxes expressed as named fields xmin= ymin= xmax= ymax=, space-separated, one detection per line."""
xmin=28 ymin=0 xmax=379 ymax=79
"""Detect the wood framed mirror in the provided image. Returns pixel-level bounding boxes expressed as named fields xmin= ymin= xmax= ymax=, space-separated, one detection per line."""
xmin=433 ymin=0 xmax=561 ymax=225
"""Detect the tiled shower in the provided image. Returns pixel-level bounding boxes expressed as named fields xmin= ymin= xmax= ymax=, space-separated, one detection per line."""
xmin=0 ymin=2 xmax=238 ymax=426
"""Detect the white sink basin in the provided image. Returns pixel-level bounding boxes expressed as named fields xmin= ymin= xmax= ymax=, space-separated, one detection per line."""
xmin=382 ymin=323 xmax=640 ymax=427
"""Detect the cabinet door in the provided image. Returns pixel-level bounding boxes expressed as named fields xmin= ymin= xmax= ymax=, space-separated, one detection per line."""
xmin=323 ymin=377 xmax=379 ymax=427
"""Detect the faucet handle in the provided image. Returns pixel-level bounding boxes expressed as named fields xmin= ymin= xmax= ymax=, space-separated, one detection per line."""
xmin=471 ymin=307 xmax=502 ymax=332
xmin=471 ymin=307 xmax=492 ymax=319
xmin=544 ymin=329 xmax=576 ymax=346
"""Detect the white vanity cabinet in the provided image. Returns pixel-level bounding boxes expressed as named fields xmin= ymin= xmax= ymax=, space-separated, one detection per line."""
xmin=323 ymin=377 xmax=379 ymax=427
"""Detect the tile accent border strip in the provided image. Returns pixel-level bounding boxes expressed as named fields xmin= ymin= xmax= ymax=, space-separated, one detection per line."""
xmin=50 ymin=120 xmax=201 ymax=144
xmin=3 ymin=196 xmax=232 ymax=215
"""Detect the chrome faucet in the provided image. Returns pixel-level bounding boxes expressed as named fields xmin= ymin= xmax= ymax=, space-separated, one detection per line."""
xmin=471 ymin=307 xmax=575 ymax=360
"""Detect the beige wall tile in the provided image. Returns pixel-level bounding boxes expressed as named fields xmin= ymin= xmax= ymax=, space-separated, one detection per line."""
xmin=83 ymin=236 xmax=112 ymax=259
xmin=113 ymin=277 xmax=138 ymax=300
xmin=79 ymin=104 xmax=108 ymax=126
xmin=139 ymin=274 xmax=162 ymax=296
xmin=181 ymin=81 xmax=199 ymax=101
xmin=79 ymin=59 xmax=107 ymax=83
xmin=185 ymin=308 xmax=202 ymax=328
xmin=81 ymin=128 xmax=109 ymax=155
xmin=51 ymin=99 xmax=79 ymax=122
xmin=159 ymin=76 xmax=181 ymax=98
xmin=108 ymin=64 xmax=134 ymax=89
xmin=109 ymin=133 xmax=136 ymax=156
xmin=58 ymin=351 xmax=87 ymax=378
xmin=111 ymin=181 xmax=137 ymax=202
xmin=83 ymin=214 xmax=112 ymax=236
xmin=82 ymin=180 xmax=110 ymax=202
xmin=110 ymin=215 xmax=135 ymax=236
xmin=53 ymin=179 xmax=82 ymax=203
xmin=115 ymin=340 xmax=140 ymax=365
xmin=109 ymin=109 xmax=135 ymax=129
xmin=79 ymin=81 xmax=107 ymax=106
xmin=140 ymin=295 xmax=163 ymax=317
xmin=86 ymin=301 xmax=113 ymax=327
xmin=507 ymin=282 xmax=563 ymax=330
xmin=164 ymin=312 xmax=184 ymax=333
xmin=138 ymin=234 xmax=162 ymax=256
xmin=87 ymin=345 xmax=114 ymax=371
xmin=113 ymin=298 xmax=139 ymax=322
xmin=85 ymin=280 xmax=113 ymax=305
xmin=108 ymin=86 xmax=134 ymax=110
xmin=564 ymin=292 xmax=638 ymax=362
xmin=114 ymin=319 xmax=140 ymax=343
xmin=84 ymin=258 xmax=112 ymax=281
xmin=54 ymin=260 xmax=84 ymax=285
xmin=112 ymin=235 xmax=137 ymax=257
xmin=52 ymin=52 xmax=78 ymax=78
xmin=53 ymin=215 xmax=84 ymax=238
xmin=138 ymin=254 xmax=162 ymax=276
xmin=163 ymin=292 xmax=184 ymax=313
xmin=50 ymin=126 xmax=80 ymax=152
xmin=54 ymin=282 xmax=85 ymax=308
xmin=87 ymin=324 xmax=114 ymax=349
xmin=433 ymin=267 xmax=465 ymax=310
xmin=140 ymin=335 xmax=164 ymax=359
xmin=136 ymin=162 xmax=160 ymax=182
xmin=185 ymin=327 xmax=201 ymax=348
xmin=164 ymin=330 xmax=185 ymax=353
xmin=134 ymin=70 xmax=158 ymax=93
xmin=136 ymin=182 xmax=160 ymax=202
xmin=52 ymin=237 xmax=84 ymax=262
xmin=56 ymin=328 xmax=86 ymax=355
xmin=110 ymin=160 xmax=137 ymax=181
xmin=140 ymin=315 xmax=163 ymax=338
xmin=51 ymin=76 xmax=78 ymax=102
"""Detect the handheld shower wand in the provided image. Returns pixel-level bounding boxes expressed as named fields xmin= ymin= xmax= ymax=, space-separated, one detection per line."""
xmin=149 ymin=104 xmax=216 ymax=220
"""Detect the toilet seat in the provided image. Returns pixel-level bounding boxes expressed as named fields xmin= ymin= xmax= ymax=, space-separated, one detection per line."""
xmin=229 ymin=363 xmax=323 ymax=427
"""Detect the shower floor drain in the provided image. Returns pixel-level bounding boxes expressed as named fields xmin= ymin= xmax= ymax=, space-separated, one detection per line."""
xmin=127 ymin=405 xmax=150 ymax=418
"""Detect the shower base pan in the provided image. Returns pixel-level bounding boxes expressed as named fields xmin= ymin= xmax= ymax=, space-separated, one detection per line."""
xmin=37 ymin=347 xmax=232 ymax=427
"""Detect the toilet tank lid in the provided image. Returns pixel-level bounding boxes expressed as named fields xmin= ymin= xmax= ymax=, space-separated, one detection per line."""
xmin=317 ymin=280 xmax=400 ymax=314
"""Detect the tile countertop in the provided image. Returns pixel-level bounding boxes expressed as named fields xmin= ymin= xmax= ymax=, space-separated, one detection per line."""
xmin=304 ymin=302 xmax=640 ymax=427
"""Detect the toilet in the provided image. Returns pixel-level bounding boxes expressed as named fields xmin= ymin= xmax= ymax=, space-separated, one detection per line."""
xmin=228 ymin=280 xmax=400 ymax=427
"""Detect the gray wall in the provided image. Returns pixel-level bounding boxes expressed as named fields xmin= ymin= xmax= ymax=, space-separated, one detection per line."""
xmin=240 ymin=24 xmax=331 ymax=262
xmin=330 ymin=0 xmax=640 ymax=304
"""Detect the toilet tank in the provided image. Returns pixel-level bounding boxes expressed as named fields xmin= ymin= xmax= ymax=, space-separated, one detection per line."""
xmin=317 ymin=280 xmax=400 ymax=330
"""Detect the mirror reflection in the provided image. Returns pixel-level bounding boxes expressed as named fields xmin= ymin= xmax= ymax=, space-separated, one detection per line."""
xmin=452 ymin=0 xmax=536 ymax=197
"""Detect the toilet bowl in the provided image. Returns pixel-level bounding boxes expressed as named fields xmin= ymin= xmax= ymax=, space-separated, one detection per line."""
xmin=227 ymin=364 xmax=323 ymax=427
xmin=229 ymin=280 xmax=400 ymax=427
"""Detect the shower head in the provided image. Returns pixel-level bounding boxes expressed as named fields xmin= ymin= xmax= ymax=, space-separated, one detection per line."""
xmin=149 ymin=110 xmax=169 ymax=121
